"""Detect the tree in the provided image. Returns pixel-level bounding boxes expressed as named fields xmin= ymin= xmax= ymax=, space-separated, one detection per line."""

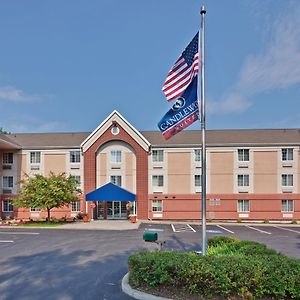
xmin=0 ymin=127 xmax=9 ymax=134
xmin=14 ymin=173 xmax=81 ymax=223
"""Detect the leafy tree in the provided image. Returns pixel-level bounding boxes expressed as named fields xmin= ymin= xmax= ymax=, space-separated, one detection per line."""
xmin=0 ymin=127 xmax=9 ymax=134
xmin=14 ymin=173 xmax=81 ymax=223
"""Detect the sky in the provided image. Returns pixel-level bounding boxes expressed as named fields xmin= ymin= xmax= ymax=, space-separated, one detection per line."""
xmin=0 ymin=0 xmax=300 ymax=133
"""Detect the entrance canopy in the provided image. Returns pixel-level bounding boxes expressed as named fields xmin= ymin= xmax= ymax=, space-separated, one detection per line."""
xmin=86 ymin=182 xmax=136 ymax=202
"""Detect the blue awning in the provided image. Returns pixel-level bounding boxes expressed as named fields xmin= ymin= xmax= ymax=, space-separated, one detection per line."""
xmin=86 ymin=182 xmax=136 ymax=202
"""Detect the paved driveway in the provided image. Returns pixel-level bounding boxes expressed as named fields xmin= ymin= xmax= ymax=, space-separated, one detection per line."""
xmin=0 ymin=223 xmax=299 ymax=300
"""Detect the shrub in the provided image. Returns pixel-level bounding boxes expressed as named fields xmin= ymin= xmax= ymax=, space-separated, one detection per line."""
xmin=129 ymin=237 xmax=300 ymax=299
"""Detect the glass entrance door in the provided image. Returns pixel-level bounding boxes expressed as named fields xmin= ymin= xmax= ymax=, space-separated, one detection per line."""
xmin=97 ymin=202 xmax=104 ymax=219
xmin=107 ymin=201 xmax=127 ymax=219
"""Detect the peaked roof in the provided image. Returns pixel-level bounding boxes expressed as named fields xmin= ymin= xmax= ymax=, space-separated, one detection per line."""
xmin=86 ymin=182 xmax=136 ymax=201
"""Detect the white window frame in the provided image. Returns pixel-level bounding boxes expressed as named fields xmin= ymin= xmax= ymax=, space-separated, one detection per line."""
xmin=281 ymin=200 xmax=294 ymax=212
xmin=71 ymin=201 xmax=81 ymax=212
xmin=2 ymin=200 xmax=13 ymax=212
xmin=71 ymin=175 xmax=81 ymax=187
xmin=152 ymin=200 xmax=163 ymax=212
xmin=282 ymin=148 xmax=293 ymax=161
xmin=30 ymin=207 xmax=41 ymax=212
xmin=152 ymin=175 xmax=164 ymax=187
xmin=110 ymin=175 xmax=122 ymax=187
xmin=237 ymin=200 xmax=250 ymax=212
xmin=70 ymin=151 xmax=80 ymax=163
xmin=2 ymin=176 xmax=13 ymax=188
xmin=281 ymin=174 xmax=293 ymax=187
xmin=237 ymin=174 xmax=249 ymax=187
xmin=194 ymin=149 xmax=201 ymax=162
xmin=152 ymin=150 xmax=164 ymax=163
xmin=30 ymin=151 xmax=41 ymax=164
xmin=3 ymin=153 xmax=13 ymax=164
xmin=110 ymin=150 xmax=121 ymax=164
xmin=238 ymin=149 xmax=249 ymax=162
xmin=194 ymin=175 xmax=201 ymax=187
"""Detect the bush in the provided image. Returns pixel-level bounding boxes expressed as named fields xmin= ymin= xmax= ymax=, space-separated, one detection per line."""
xmin=129 ymin=237 xmax=300 ymax=299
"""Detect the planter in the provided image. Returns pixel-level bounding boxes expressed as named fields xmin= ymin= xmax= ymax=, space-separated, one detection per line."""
xmin=129 ymin=215 xmax=137 ymax=223
xmin=83 ymin=215 xmax=89 ymax=223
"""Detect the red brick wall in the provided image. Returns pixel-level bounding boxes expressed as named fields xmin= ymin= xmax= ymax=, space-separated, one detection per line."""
xmin=83 ymin=123 xmax=149 ymax=219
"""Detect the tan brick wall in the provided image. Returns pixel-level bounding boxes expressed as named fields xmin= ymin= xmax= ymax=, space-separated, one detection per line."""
xmin=210 ymin=152 xmax=234 ymax=193
xmin=44 ymin=154 xmax=66 ymax=175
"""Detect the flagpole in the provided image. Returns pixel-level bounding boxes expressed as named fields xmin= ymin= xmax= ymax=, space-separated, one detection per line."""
xmin=198 ymin=5 xmax=207 ymax=256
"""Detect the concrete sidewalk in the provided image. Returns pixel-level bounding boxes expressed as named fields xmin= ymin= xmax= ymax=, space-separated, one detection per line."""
xmin=59 ymin=219 xmax=141 ymax=230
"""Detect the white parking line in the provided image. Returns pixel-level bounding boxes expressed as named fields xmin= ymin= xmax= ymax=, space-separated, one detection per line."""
xmin=217 ymin=225 xmax=234 ymax=234
xmin=273 ymin=226 xmax=300 ymax=234
xmin=187 ymin=224 xmax=196 ymax=232
xmin=246 ymin=226 xmax=271 ymax=235
xmin=0 ymin=232 xmax=40 ymax=235
xmin=0 ymin=240 xmax=14 ymax=243
xmin=171 ymin=224 xmax=176 ymax=232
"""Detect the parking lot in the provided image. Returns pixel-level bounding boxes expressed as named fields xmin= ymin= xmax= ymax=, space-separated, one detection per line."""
xmin=0 ymin=223 xmax=299 ymax=299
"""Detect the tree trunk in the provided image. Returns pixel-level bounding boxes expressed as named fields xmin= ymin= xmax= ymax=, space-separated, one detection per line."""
xmin=47 ymin=208 xmax=51 ymax=223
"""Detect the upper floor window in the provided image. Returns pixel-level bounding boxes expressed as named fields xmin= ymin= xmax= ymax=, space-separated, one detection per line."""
xmin=71 ymin=175 xmax=81 ymax=187
xmin=2 ymin=200 xmax=13 ymax=212
xmin=238 ymin=149 xmax=249 ymax=162
xmin=70 ymin=151 xmax=80 ymax=163
xmin=110 ymin=150 xmax=121 ymax=163
xmin=282 ymin=148 xmax=293 ymax=161
xmin=281 ymin=200 xmax=293 ymax=212
xmin=237 ymin=174 xmax=249 ymax=187
xmin=282 ymin=174 xmax=293 ymax=186
xmin=2 ymin=176 xmax=13 ymax=188
xmin=152 ymin=150 xmax=164 ymax=162
xmin=30 ymin=151 xmax=41 ymax=164
xmin=3 ymin=153 xmax=13 ymax=164
xmin=237 ymin=199 xmax=250 ymax=212
xmin=152 ymin=175 xmax=164 ymax=187
xmin=110 ymin=175 xmax=122 ymax=187
xmin=194 ymin=149 xmax=201 ymax=162
xmin=194 ymin=175 xmax=201 ymax=187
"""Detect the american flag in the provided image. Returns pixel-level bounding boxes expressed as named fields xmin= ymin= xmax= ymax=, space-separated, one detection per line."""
xmin=162 ymin=32 xmax=199 ymax=102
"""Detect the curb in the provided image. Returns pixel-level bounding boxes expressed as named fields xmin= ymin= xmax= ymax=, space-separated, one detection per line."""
xmin=121 ymin=272 xmax=172 ymax=300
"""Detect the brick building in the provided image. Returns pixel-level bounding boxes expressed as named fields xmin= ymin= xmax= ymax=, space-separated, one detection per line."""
xmin=0 ymin=111 xmax=299 ymax=221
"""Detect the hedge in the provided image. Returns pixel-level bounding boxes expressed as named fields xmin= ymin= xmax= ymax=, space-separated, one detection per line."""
xmin=128 ymin=237 xmax=300 ymax=299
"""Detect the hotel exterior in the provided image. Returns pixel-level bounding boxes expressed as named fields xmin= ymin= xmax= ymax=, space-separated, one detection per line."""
xmin=0 ymin=111 xmax=299 ymax=222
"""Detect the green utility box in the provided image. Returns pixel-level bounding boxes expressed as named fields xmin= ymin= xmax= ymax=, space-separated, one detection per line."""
xmin=143 ymin=231 xmax=158 ymax=242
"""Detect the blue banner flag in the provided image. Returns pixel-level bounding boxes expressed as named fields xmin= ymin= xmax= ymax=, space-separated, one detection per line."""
xmin=158 ymin=77 xmax=199 ymax=140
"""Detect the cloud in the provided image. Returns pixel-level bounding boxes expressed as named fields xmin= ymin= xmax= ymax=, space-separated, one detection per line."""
xmin=212 ymin=2 xmax=300 ymax=114
xmin=0 ymin=86 xmax=40 ymax=102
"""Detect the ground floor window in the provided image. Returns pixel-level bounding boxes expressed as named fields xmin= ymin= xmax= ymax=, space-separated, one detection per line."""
xmin=2 ymin=200 xmax=13 ymax=212
xmin=237 ymin=199 xmax=250 ymax=212
xmin=152 ymin=200 xmax=163 ymax=212
xmin=71 ymin=201 xmax=81 ymax=212
xmin=281 ymin=200 xmax=293 ymax=212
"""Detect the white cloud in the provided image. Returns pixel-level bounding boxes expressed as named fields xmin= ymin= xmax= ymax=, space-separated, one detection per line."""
xmin=0 ymin=86 xmax=40 ymax=102
xmin=212 ymin=2 xmax=300 ymax=114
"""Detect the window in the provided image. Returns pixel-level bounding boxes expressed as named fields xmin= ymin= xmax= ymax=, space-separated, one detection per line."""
xmin=71 ymin=175 xmax=81 ymax=187
xmin=281 ymin=200 xmax=293 ymax=212
xmin=3 ymin=153 xmax=13 ymax=164
xmin=238 ymin=149 xmax=249 ymax=162
xmin=110 ymin=175 xmax=122 ymax=187
xmin=2 ymin=200 xmax=13 ymax=212
xmin=71 ymin=201 xmax=81 ymax=212
xmin=70 ymin=151 xmax=80 ymax=163
xmin=152 ymin=200 xmax=163 ymax=212
xmin=194 ymin=175 xmax=201 ymax=187
xmin=152 ymin=150 xmax=164 ymax=162
xmin=3 ymin=176 xmax=13 ymax=188
xmin=282 ymin=148 xmax=293 ymax=161
xmin=30 ymin=207 xmax=41 ymax=212
xmin=237 ymin=174 xmax=249 ymax=187
xmin=194 ymin=149 xmax=201 ymax=162
xmin=110 ymin=150 xmax=121 ymax=163
xmin=30 ymin=152 xmax=41 ymax=164
xmin=237 ymin=200 xmax=250 ymax=212
xmin=282 ymin=174 xmax=293 ymax=186
xmin=152 ymin=175 xmax=164 ymax=187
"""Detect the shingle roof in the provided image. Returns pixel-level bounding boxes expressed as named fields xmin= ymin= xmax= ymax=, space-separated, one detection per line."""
xmin=2 ymin=128 xmax=300 ymax=149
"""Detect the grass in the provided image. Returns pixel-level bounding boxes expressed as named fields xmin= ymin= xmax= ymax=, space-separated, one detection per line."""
xmin=19 ymin=221 xmax=67 ymax=227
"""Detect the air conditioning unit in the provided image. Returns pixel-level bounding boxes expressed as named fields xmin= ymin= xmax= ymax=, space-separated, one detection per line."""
xmin=2 ymin=165 xmax=12 ymax=170
xmin=2 ymin=189 xmax=12 ymax=194
xmin=30 ymin=165 xmax=40 ymax=170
